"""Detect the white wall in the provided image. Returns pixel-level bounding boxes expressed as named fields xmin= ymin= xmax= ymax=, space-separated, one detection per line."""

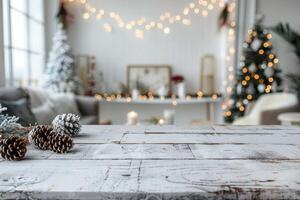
xmin=44 ymin=0 xmax=226 ymax=124
xmin=257 ymin=0 xmax=300 ymax=84
xmin=47 ymin=0 xmax=226 ymax=93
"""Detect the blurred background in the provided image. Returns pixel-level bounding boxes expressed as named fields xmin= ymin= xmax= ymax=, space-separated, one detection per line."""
xmin=0 ymin=0 xmax=299 ymax=126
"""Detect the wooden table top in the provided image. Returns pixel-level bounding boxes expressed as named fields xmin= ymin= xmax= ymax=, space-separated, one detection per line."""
xmin=1 ymin=125 xmax=300 ymax=200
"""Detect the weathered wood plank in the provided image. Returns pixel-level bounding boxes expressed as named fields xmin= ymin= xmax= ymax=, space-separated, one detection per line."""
xmin=0 ymin=160 xmax=140 ymax=200
xmin=81 ymin=125 xmax=146 ymax=134
xmin=121 ymin=132 xmax=300 ymax=145
xmin=138 ymin=160 xmax=300 ymax=199
xmin=75 ymin=125 xmax=147 ymax=144
xmin=44 ymin=144 xmax=194 ymax=160
xmin=145 ymin=125 xmax=215 ymax=134
xmin=213 ymin=125 xmax=300 ymax=134
xmin=11 ymin=143 xmax=300 ymax=161
xmin=189 ymin=144 xmax=300 ymax=160
xmin=1 ymin=159 xmax=299 ymax=199
xmin=1 ymin=125 xmax=300 ymax=200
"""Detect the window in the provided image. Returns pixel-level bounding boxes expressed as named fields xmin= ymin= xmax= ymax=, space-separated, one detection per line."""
xmin=2 ymin=0 xmax=45 ymax=87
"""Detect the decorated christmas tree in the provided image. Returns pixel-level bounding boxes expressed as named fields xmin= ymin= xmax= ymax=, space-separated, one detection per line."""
xmin=225 ymin=23 xmax=282 ymax=122
xmin=44 ymin=2 xmax=79 ymax=93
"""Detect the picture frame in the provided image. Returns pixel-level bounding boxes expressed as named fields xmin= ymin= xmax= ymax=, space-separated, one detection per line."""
xmin=200 ymin=54 xmax=216 ymax=95
xmin=76 ymin=55 xmax=95 ymax=95
xmin=127 ymin=65 xmax=172 ymax=96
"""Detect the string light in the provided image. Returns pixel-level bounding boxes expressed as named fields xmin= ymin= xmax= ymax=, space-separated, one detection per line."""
xmin=258 ymin=49 xmax=264 ymax=55
xmin=202 ymin=10 xmax=209 ymax=16
xmin=268 ymin=77 xmax=274 ymax=82
xmin=68 ymin=0 xmax=222 ymax=38
xmin=103 ymin=23 xmax=112 ymax=32
xmin=135 ymin=29 xmax=144 ymax=39
xmin=267 ymin=33 xmax=273 ymax=39
xmin=182 ymin=18 xmax=191 ymax=26
xmin=163 ymin=27 xmax=171 ymax=34
xmin=222 ymin=1 xmax=236 ymax=118
xmin=82 ymin=12 xmax=90 ymax=19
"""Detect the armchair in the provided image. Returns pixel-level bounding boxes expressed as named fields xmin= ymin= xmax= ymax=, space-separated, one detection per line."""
xmin=233 ymin=93 xmax=298 ymax=125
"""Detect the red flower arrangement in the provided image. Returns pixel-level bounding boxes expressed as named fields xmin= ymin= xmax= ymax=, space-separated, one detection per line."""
xmin=171 ymin=75 xmax=184 ymax=84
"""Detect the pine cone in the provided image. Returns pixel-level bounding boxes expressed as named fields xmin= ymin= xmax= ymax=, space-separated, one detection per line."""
xmin=28 ymin=125 xmax=53 ymax=150
xmin=0 ymin=136 xmax=27 ymax=161
xmin=52 ymin=113 xmax=81 ymax=137
xmin=48 ymin=133 xmax=73 ymax=153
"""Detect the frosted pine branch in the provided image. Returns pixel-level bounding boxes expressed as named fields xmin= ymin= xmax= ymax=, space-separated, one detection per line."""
xmin=0 ymin=104 xmax=25 ymax=135
xmin=0 ymin=104 xmax=7 ymax=113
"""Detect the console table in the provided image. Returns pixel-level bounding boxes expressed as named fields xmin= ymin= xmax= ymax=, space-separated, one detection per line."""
xmin=98 ymin=97 xmax=222 ymax=124
xmin=1 ymin=125 xmax=300 ymax=199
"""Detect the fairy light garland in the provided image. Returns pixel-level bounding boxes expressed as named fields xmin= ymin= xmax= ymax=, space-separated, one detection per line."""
xmin=95 ymin=92 xmax=221 ymax=107
xmin=221 ymin=1 xmax=236 ymax=118
xmin=67 ymin=0 xmax=226 ymax=38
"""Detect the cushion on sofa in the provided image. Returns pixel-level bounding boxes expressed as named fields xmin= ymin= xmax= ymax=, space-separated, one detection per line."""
xmin=31 ymin=101 xmax=57 ymax=125
xmin=27 ymin=88 xmax=81 ymax=124
xmin=50 ymin=93 xmax=81 ymax=116
xmin=0 ymin=88 xmax=28 ymax=101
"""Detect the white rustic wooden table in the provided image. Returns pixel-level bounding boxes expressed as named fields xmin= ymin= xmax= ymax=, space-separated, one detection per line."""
xmin=1 ymin=125 xmax=300 ymax=200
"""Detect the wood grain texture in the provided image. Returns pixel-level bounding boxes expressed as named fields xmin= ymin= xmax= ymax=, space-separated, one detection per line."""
xmin=0 ymin=125 xmax=299 ymax=200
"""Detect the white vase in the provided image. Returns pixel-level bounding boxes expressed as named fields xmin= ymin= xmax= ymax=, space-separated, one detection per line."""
xmin=127 ymin=111 xmax=138 ymax=125
xmin=177 ymin=82 xmax=186 ymax=99
xmin=164 ymin=110 xmax=175 ymax=125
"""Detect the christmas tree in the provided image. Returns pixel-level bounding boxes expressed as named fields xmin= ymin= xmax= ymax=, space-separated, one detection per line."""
xmin=225 ymin=23 xmax=282 ymax=122
xmin=44 ymin=2 xmax=79 ymax=93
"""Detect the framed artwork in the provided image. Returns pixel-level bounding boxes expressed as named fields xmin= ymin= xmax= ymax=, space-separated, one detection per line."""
xmin=127 ymin=65 xmax=172 ymax=96
xmin=76 ymin=55 xmax=95 ymax=95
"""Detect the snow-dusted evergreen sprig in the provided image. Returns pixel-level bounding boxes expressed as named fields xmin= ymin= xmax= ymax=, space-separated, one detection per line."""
xmin=0 ymin=104 xmax=7 ymax=113
xmin=52 ymin=113 xmax=81 ymax=137
xmin=0 ymin=104 xmax=24 ymax=135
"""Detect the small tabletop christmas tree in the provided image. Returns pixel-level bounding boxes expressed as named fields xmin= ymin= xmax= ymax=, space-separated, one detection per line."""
xmin=225 ymin=23 xmax=282 ymax=122
xmin=44 ymin=2 xmax=79 ymax=93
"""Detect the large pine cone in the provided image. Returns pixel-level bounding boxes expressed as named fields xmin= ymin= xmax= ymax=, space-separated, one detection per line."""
xmin=0 ymin=136 xmax=27 ymax=161
xmin=52 ymin=113 xmax=81 ymax=137
xmin=28 ymin=125 xmax=53 ymax=150
xmin=48 ymin=133 xmax=73 ymax=153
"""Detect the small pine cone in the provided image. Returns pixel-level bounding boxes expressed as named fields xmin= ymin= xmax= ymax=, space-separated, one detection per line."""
xmin=0 ymin=136 xmax=27 ymax=161
xmin=28 ymin=125 xmax=53 ymax=150
xmin=52 ymin=113 xmax=81 ymax=137
xmin=48 ymin=132 xmax=73 ymax=153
